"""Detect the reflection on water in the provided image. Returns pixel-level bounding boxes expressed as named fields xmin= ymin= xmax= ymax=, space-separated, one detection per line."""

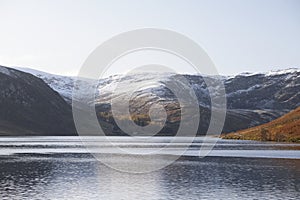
xmin=0 ymin=137 xmax=299 ymax=199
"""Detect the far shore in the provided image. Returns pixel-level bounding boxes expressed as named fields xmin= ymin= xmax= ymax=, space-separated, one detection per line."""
xmin=221 ymin=133 xmax=300 ymax=143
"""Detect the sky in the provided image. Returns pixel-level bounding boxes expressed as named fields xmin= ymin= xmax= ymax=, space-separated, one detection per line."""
xmin=0 ymin=0 xmax=299 ymax=76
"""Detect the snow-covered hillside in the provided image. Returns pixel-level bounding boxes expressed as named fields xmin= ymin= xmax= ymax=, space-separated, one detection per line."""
xmin=13 ymin=66 xmax=300 ymax=134
xmin=15 ymin=67 xmax=300 ymax=110
xmin=15 ymin=67 xmax=75 ymax=103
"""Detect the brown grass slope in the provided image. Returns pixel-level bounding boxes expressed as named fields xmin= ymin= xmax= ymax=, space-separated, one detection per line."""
xmin=223 ymin=107 xmax=300 ymax=143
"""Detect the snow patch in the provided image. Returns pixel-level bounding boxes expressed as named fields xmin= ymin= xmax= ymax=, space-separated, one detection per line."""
xmin=0 ymin=66 xmax=12 ymax=76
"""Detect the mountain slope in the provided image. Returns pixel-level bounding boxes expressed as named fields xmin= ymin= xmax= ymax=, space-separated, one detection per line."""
xmin=0 ymin=66 xmax=76 ymax=135
xmin=223 ymin=106 xmax=300 ymax=142
xmin=15 ymin=67 xmax=75 ymax=103
xmin=15 ymin=67 xmax=300 ymax=135
xmin=16 ymin=67 xmax=300 ymax=110
xmin=92 ymin=70 xmax=299 ymax=135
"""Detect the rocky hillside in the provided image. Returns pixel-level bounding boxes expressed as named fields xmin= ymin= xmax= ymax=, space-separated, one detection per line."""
xmin=16 ymin=67 xmax=300 ymax=136
xmin=223 ymin=106 xmax=300 ymax=142
xmin=0 ymin=66 xmax=76 ymax=135
xmin=17 ymin=68 xmax=300 ymax=110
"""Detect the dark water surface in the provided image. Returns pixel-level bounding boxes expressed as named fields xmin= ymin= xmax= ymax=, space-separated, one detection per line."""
xmin=0 ymin=137 xmax=299 ymax=200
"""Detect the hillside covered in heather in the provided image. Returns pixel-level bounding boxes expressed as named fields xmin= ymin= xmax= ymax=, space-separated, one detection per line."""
xmin=223 ymin=106 xmax=300 ymax=142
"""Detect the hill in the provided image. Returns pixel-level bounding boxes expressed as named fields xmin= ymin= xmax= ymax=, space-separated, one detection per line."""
xmin=223 ymin=106 xmax=300 ymax=142
xmin=0 ymin=65 xmax=76 ymax=135
xmin=16 ymin=67 xmax=300 ymax=136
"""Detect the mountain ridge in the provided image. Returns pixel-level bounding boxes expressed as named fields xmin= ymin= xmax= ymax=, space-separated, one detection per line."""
xmin=3 ymin=65 xmax=300 ymax=136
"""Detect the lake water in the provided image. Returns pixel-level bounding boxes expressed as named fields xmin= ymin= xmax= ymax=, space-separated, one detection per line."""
xmin=0 ymin=137 xmax=299 ymax=199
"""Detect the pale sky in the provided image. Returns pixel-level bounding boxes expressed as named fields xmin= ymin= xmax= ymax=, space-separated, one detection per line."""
xmin=0 ymin=0 xmax=299 ymax=76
